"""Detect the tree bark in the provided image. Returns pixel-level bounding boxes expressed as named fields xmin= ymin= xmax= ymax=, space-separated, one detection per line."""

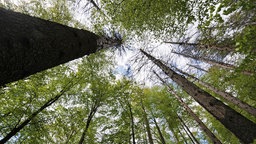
xmin=0 ymin=8 xmax=117 ymax=86
xmin=154 ymin=71 xmax=222 ymax=144
xmin=180 ymin=123 xmax=196 ymax=144
xmin=140 ymin=99 xmax=154 ymax=144
xmin=141 ymin=49 xmax=256 ymax=144
xmin=187 ymin=64 xmax=208 ymax=73
xmin=175 ymin=67 xmax=256 ymax=117
xmin=172 ymin=51 xmax=254 ymax=76
xmin=152 ymin=116 xmax=166 ymax=144
xmin=78 ymin=107 xmax=97 ymax=144
xmin=177 ymin=115 xmax=199 ymax=144
xmin=127 ymin=101 xmax=136 ymax=144
xmin=178 ymin=127 xmax=188 ymax=144
xmin=0 ymin=83 xmax=71 ymax=143
xmin=164 ymin=41 xmax=234 ymax=52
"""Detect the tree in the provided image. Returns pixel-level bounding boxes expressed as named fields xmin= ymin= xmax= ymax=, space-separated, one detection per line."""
xmin=0 ymin=66 xmax=77 ymax=143
xmin=172 ymin=51 xmax=254 ymax=76
xmin=0 ymin=7 xmax=121 ymax=86
xmin=187 ymin=64 xmax=208 ymax=73
xmin=154 ymin=71 xmax=221 ymax=144
xmin=141 ymin=49 xmax=256 ymax=143
xmin=174 ymin=66 xmax=256 ymax=116
xmin=164 ymin=41 xmax=234 ymax=52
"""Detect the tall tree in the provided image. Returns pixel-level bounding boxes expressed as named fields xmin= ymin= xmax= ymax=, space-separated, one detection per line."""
xmin=177 ymin=115 xmax=200 ymax=144
xmin=174 ymin=67 xmax=256 ymax=116
xmin=140 ymin=98 xmax=154 ymax=144
xmin=0 ymin=79 xmax=74 ymax=143
xmin=187 ymin=64 xmax=208 ymax=73
xmin=154 ymin=71 xmax=221 ymax=144
xmin=172 ymin=51 xmax=254 ymax=76
xmin=0 ymin=7 xmax=121 ymax=86
xmin=141 ymin=49 xmax=256 ymax=143
xmin=164 ymin=41 xmax=234 ymax=52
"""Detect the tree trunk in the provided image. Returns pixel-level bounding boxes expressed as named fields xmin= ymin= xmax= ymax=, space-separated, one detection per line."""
xmin=79 ymin=94 xmax=103 ymax=144
xmin=141 ymin=49 xmax=256 ymax=144
xmin=78 ymin=107 xmax=97 ymax=144
xmin=0 ymin=84 xmax=71 ymax=143
xmin=187 ymin=64 xmax=208 ymax=73
xmin=155 ymin=71 xmax=222 ymax=144
xmin=175 ymin=67 xmax=256 ymax=116
xmin=178 ymin=127 xmax=188 ymax=144
xmin=177 ymin=115 xmax=199 ymax=144
xmin=164 ymin=41 xmax=234 ymax=52
xmin=180 ymin=123 xmax=196 ymax=144
xmin=172 ymin=51 xmax=254 ymax=76
xmin=0 ymin=8 xmax=118 ymax=86
xmin=152 ymin=116 xmax=166 ymax=144
xmin=127 ymin=101 xmax=136 ymax=144
xmin=140 ymin=99 xmax=154 ymax=144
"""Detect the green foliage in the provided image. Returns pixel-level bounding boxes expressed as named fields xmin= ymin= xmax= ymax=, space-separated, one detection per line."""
xmin=100 ymin=0 xmax=196 ymax=38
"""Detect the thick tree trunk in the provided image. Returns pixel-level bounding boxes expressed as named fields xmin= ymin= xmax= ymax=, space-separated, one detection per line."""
xmin=141 ymin=99 xmax=154 ymax=144
xmin=164 ymin=41 xmax=234 ymax=52
xmin=177 ymin=115 xmax=199 ymax=144
xmin=0 ymin=84 xmax=70 ymax=143
xmin=172 ymin=51 xmax=254 ymax=76
xmin=152 ymin=116 xmax=166 ymax=144
xmin=175 ymin=67 xmax=256 ymax=116
xmin=187 ymin=64 xmax=208 ymax=73
xmin=141 ymin=49 xmax=256 ymax=143
xmin=0 ymin=8 xmax=114 ymax=86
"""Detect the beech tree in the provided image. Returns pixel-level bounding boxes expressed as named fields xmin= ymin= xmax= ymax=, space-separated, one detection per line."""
xmin=0 ymin=7 xmax=121 ymax=86
xmin=141 ymin=49 xmax=256 ymax=143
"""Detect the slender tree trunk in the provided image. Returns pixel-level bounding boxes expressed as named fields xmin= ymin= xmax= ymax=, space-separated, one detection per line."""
xmin=177 ymin=115 xmax=199 ymax=144
xmin=172 ymin=51 xmax=254 ymax=76
xmin=78 ymin=107 xmax=97 ymax=144
xmin=152 ymin=116 xmax=166 ymax=144
xmin=164 ymin=41 xmax=234 ymax=52
xmin=140 ymin=49 xmax=256 ymax=144
xmin=154 ymin=71 xmax=222 ymax=144
xmin=180 ymin=123 xmax=196 ymax=144
xmin=175 ymin=67 xmax=256 ymax=116
xmin=187 ymin=64 xmax=208 ymax=73
xmin=127 ymin=101 xmax=136 ymax=144
xmin=140 ymin=99 xmax=154 ymax=144
xmin=178 ymin=127 xmax=188 ymax=144
xmin=0 ymin=84 xmax=70 ymax=143
xmin=0 ymin=8 xmax=119 ymax=86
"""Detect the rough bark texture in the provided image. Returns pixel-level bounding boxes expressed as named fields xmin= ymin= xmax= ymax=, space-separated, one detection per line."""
xmin=141 ymin=49 xmax=256 ymax=144
xmin=0 ymin=8 xmax=99 ymax=86
xmin=175 ymin=67 xmax=256 ymax=117
xmin=172 ymin=51 xmax=254 ymax=76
